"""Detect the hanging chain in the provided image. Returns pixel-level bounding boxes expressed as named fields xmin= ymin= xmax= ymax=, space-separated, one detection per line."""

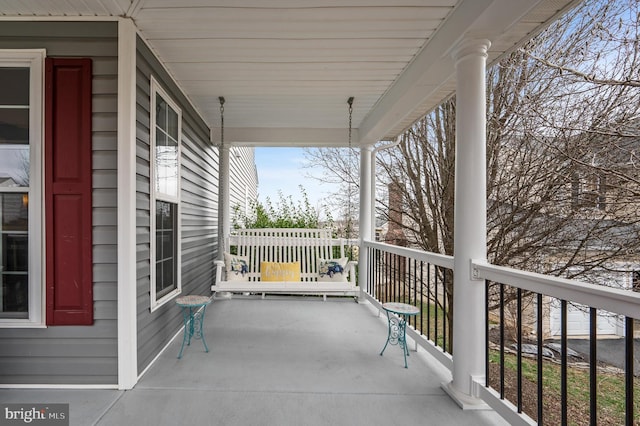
xmin=348 ymin=97 xmax=353 ymax=149
xmin=219 ymin=96 xmax=225 ymax=146
xmin=346 ymin=97 xmax=354 ymax=245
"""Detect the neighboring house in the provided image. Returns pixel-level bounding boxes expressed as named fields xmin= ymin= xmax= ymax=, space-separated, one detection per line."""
xmin=380 ymin=134 xmax=640 ymax=337
xmin=0 ymin=22 xmax=254 ymax=387
xmin=547 ymin=130 xmax=640 ymax=336
xmin=0 ymin=177 xmax=18 ymax=187
xmin=229 ymin=147 xmax=259 ymax=225
xmin=543 ymin=221 xmax=640 ymax=337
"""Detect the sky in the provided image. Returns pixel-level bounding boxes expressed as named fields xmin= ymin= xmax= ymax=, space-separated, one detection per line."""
xmin=254 ymin=147 xmax=330 ymax=210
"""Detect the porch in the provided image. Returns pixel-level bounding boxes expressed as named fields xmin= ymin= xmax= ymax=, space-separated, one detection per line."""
xmin=0 ymin=296 xmax=507 ymax=426
xmin=2 ymin=1 xmax=636 ymax=425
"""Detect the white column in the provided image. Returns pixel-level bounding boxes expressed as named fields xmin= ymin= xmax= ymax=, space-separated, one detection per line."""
xmin=218 ymin=144 xmax=231 ymax=259
xmin=117 ymin=18 xmax=139 ymax=390
xmin=443 ymin=38 xmax=491 ymax=408
xmin=357 ymin=144 xmax=374 ymax=301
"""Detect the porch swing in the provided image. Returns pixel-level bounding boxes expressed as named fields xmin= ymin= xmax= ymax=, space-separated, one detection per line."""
xmin=211 ymin=98 xmax=359 ymax=299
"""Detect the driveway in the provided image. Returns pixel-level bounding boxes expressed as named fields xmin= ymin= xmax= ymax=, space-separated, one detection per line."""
xmin=549 ymin=338 xmax=640 ymax=375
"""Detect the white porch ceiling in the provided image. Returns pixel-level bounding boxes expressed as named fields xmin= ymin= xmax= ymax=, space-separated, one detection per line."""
xmin=1 ymin=0 xmax=579 ymax=146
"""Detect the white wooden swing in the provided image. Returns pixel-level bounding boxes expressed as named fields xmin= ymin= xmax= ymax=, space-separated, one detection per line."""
xmin=211 ymin=228 xmax=358 ymax=299
xmin=212 ymin=98 xmax=359 ymax=299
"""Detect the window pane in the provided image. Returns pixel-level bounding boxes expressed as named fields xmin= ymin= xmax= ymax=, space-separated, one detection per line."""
xmin=2 ymin=193 xmax=28 ymax=231
xmin=156 ymin=96 xmax=167 ymax=129
xmin=156 ymin=260 xmax=175 ymax=296
xmin=156 ymin=230 xmax=164 ymax=259
xmin=156 ymin=231 xmax=173 ymax=260
xmin=156 ymin=200 xmax=173 ymax=231
xmin=3 ymin=234 xmax=28 ymax=271
xmin=155 ymin=145 xmax=178 ymax=197
xmin=0 ymin=144 xmax=29 ymax=187
xmin=0 ymin=68 xmax=30 ymax=187
xmin=0 ymin=193 xmax=29 ymax=317
xmin=154 ymin=94 xmax=179 ymax=198
xmin=155 ymin=261 xmax=163 ymax=293
xmin=155 ymin=201 xmax=177 ymax=300
xmin=167 ymin=107 xmax=178 ymax=140
xmin=161 ymin=201 xmax=176 ymax=229
xmin=155 ymin=128 xmax=166 ymax=147
xmin=162 ymin=260 xmax=174 ymax=290
xmin=156 ymin=231 xmax=174 ymax=261
xmin=0 ymin=68 xmax=29 ymax=105
xmin=0 ymin=108 xmax=29 ymax=144
xmin=1 ymin=274 xmax=29 ymax=318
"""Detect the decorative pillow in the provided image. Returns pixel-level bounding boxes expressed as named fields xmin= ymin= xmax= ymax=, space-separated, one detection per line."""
xmin=260 ymin=261 xmax=301 ymax=282
xmin=318 ymin=257 xmax=349 ymax=282
xmin=224 ymin=252 xmax=249 ymax=281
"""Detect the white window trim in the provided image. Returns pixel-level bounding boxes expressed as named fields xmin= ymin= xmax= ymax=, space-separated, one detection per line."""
xmin=0 ymin=49 xmax=46 ymax=328
xmin=149 ymin=76 xmax=182 ymax=311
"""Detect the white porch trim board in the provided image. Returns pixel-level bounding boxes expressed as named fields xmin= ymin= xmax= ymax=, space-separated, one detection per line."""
xmin=116 ymin=18 xmax=139 ymax=391
xmin=476 ymin=383 xmax=537 ymax=426
xmin=448 ymin=38 xmax=491 ymax=407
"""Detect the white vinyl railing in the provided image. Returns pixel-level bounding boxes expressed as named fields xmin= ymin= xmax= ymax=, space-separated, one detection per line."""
xmin=362 ymin=239 xmax=639 ymax=426
xmin=472 ymin=260 xmax=640 ymax=319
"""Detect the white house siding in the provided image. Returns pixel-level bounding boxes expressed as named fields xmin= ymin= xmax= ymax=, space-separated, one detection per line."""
xmin=0 ymin=22 xmax=119 ymax=385
xmin=135 ymin=37 xmax=219 ymax=373
xmin=549 ymin=267 xmax=631 ymax=337
xmin=229 ymin=147 xmax=258 ymax=224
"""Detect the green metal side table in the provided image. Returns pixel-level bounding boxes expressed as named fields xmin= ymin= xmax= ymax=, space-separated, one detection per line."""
xmin=380 ymin=302 xmax=420 ymax=368
xmin=176 ymin=295 xmax=212 ymax=359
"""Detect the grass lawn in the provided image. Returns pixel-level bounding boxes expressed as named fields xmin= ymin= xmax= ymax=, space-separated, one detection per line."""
xmin=489 ymin=351 xmax=640 ymax=425
xmin=384 ymin=296 xmax=639 ymax=423
xmin=403 ymin=300 xmax=449 ymax=352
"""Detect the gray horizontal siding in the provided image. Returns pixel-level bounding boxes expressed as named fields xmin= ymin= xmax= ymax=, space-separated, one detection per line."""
xmin=0 ymin=21 xmax=118 ymax=385
xmin=135 ymin=36 xmax=219 ymax=373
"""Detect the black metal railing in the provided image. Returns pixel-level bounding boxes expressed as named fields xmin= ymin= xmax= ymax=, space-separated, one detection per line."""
xmin=359 ymin=245 xmax=639 ymax=425
xmin=483 ymin=275 xmax=638 ymax=426
xmin=364 ymin=242 xmax=454 ymax=355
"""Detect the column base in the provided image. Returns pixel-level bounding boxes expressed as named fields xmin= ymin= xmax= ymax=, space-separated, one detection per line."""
xmin=441 ymin=380 xmax=490 ymax=410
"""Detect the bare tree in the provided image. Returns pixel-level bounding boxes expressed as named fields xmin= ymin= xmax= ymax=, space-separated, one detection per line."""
xmin=302 ymin=146 xmax=359 ymax=238
xmin=305 ymin=0 xmax=640 ymax=347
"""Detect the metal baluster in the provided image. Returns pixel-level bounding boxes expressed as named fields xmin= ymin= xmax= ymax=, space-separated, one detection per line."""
xmin=500 ymin=282 xmax=505 ymax=399
xmin=537 ymin=293 xmax=544 ymax=425
xmin=517 ymin=287 xmax=522 ymax=413
xmin=625 ymin=317 xmax=634 ymax=426
xmin=427 ymin=263 xmax=432 ymax=342
xmin=443 ymin=268 xmax=447 ymax=353
xmin=589 ymin=308 xmax=597 ymax=426
xmin=412 ymin=258 xmax=417 ymax=329
xmin=561 ymin=299 xmax=568 ymax=426
xmin=485 ymin=280 xmax=490 ymax=388
xmin=420 ymin=260 xmax=424 ymax=336
xmin=435 ymin=266 xmax=439 ymax=349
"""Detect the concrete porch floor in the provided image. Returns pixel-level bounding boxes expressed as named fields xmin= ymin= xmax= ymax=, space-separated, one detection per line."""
xmin=1 ymin=296 xmax=508 ymax=426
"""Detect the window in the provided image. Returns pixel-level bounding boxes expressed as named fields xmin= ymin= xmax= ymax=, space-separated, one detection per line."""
xmin=0 ymin=51 xmax=43 ymax=325
xmin=150 ymin=77 xmax=181 ymax=310
xmin=571 ymin=172 xmax=606 ymax=210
